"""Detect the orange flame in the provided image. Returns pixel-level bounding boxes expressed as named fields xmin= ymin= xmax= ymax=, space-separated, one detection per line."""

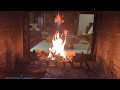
xmin=47 ymin=30 xmax=67 ymax=60
xmin=55 ymin=12 xmax=64 ymax=24
xmin=47 ymin=12 xmax=67 ymax=60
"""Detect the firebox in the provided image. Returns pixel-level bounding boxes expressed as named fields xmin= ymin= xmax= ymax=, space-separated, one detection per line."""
xmin=2 ymin=11 xmax=120 ymax=79
xmin=29 ymin=11 xmax=94 ymax=66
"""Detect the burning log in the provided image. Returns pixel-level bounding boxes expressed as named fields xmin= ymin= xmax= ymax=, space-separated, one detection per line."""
xmin=50 ymin=50 xmax=75 ymax=67
xmin=33 ymin=49 xmax=75 ymax=67
xmin=65 ymin=51 xmax=75 ymax=61
xmin=50 ymin=50 xmax=75 ymax=62
xmin=51 ymin=53 xmax=64 ymax=61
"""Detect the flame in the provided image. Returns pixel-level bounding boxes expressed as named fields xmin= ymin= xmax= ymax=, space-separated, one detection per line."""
xmin=47 ymin=31 xmax=67 ymax=60
xmin=47 ymin=12 xmax=68 ymax=61
xmin=55 ymin=12 xmax=64 ymax=24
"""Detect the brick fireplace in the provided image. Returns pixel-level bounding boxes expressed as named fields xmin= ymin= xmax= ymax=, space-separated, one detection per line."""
xmin=95 ymin=11 xmax=120 ymax=79
xmin=0 ymin=11 xmax=120 ymax=79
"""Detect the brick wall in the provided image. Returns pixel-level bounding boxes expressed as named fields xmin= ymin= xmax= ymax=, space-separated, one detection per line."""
xmin=0 ymin=12 xmax=24 ymax=78
xmin=96 ymin=11 xmax=120 ymax=78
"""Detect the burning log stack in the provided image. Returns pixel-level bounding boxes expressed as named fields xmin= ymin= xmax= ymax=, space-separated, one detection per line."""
xmin=32 ymin=49 xmax=91 ymax=72
xmin=34 ymin=49 xmax=75 ymax=67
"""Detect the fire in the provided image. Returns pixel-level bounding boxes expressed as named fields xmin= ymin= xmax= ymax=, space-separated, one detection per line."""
xmin=47 ymin=12 xmax=68 ymax=61
xmin=47 ymin=31 xmax=67 ymax=60
xmin=55 ymin=12 xmax=64 ymax=24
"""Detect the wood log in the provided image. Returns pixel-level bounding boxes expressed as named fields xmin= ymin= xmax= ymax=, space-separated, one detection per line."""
xmin=34 ymin=49 xmax=76 ymax=62
xmin=65 ymin=51 xmax=76 ymax=61
xmin=52 ymin=54 xmax=64 ymax=61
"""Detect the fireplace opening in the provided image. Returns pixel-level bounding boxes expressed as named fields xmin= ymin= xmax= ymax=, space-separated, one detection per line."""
xmin=29 ymin=11 xmax=94 ymax=57
xmin=3 ymin=11 xmax=97 ymax=78
xmin=29 ymin=11 xmax=94 ymax=62
xmin=2 ymin=11 xmax=120 ymax=79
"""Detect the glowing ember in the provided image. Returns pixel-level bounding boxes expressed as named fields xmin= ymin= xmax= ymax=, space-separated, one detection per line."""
xmin=47 ymin=30 xmax=67 ymax=60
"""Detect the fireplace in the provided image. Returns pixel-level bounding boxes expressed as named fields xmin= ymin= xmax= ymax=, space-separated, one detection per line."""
xmin=0 ymin=11 xmax=96 ymax=79
xmin=1 ymin=11 xmax=120 ymax=79
xmin=28 ymin=11 xmax=95 ymax=68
